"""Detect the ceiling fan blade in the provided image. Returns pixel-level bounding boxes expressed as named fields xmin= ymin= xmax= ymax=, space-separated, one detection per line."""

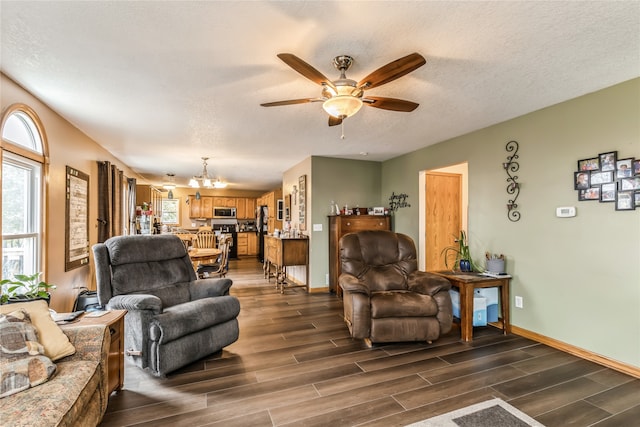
xmin=328 ymin=116 xmax=342 ymax=126
xmin=364 ymin=96 xmax=419 ymax=112
xmin=277 ymin=53 xmax=337 ymax=91
xmin=357 ymin=53 xmax=426 ymax=89
xmin=260 ymin=98 xmax=319 ymax=107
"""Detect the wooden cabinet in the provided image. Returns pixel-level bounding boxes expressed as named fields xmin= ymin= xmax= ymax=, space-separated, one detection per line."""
xmin=264 ymin=236 xmax=308 ymax=293
xmin=237 ymin=232 xmax=248 ymax=256
xmin=136 ymin=185 xmax=162 ymax=217
xmin=247 ymin=232 xmax=257 ymax=255
xmin=188 ymin=196 xmax=213 ymax=219
xmin=259 ymin=188 xmax=282 ymax=234
xmin=237 ymin=231 xmax=258 ymax=256
xmin=213 ymin=197 xmax=237 ymax=208
xmin=236 ymin=197 xmax=256 ymax=219
xmin=246 ymin=198 xmax=256 ymax=219
xmin=328 ymin=215 xmax=391 ymax=295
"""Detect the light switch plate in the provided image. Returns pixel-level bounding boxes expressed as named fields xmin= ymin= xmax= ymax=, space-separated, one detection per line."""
xmin=313 ymin=224 xmax=323 ymax=231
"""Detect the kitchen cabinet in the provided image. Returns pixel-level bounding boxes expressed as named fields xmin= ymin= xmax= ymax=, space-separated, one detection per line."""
xmin=136 ymin=185 xmax=162 ymax=217
xmin=237 ymin=233 xmax=248 ymax=256
xmin=213 ymin=197 xmax=236 ymax=208
xmin=247 ymin=232 xmax=257 ymax=255
xmin=259 ymin=188 xmax=282 ymax=234
xmin=246 ymin=198 xmax=256 ymax=219
xmin=328 ymin=215 xmax=391 ymax=295
xmin=188 ymin=196 xmax=213 ymax=219
xmin=236 ymin=197 xmax=256 ymax=219
xmin=237 ymin=231 xmax=258 ymax=256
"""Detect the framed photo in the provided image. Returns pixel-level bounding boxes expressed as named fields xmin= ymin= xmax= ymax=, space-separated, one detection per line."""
xmin=582 ymin=187 xmax=600 ymax=200
xmin=600 ymin=183 xmax=617 ymax=202
xmin=633 ymin=159 xmax=640 ymax=176
xmin=599 ymin=151 xmax=617 ymax=172
xmin=574 ymin=171 xmax=590 ymax=189
xmin=616 ymin=158 xmax=634 ymax=179
xmin=372 ymin=207 xmax=385 ymax=215
xmin=65 ymin=166 xmax=90 ymax=271
xmin=577 ymin=157 xmax=600 ymax=171
xmin=589 ymin=171 xmax=613 ymax=185
xmin=615 ymin=190 xmax=635 ymax=211
xmin=620 ymin=176 xmax=640 ymax=191
xmin=635 ymin=191 xmax=640 ymax=207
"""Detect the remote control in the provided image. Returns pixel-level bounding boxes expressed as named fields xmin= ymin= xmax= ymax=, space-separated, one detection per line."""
xmin=63 ymin=311 xmax=84 ymax=322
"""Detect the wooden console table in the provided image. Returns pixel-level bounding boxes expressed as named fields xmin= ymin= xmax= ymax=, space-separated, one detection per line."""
xmin=264 ymin=235 xmax=309 ymax=293
xmin=431 ymin=271 xmax=511 ymax=342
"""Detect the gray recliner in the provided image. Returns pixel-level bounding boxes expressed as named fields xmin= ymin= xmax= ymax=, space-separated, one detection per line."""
xmin=92 ymin=234 xmax=240 ymax=377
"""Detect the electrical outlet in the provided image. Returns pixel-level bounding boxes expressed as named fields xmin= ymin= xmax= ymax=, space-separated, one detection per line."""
xmin=515 ymin=296 xmax=523 ymax=309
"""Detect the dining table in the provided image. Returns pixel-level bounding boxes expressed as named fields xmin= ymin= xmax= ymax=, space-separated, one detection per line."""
xmin=188 ymin=247 xmax=222 ymax=270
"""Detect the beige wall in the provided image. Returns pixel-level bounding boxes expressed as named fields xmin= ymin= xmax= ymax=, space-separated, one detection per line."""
xmin=383 ymin=78 xmax=640 ymax=368
xmin=1 ymin=73 xmax=144 ymax=312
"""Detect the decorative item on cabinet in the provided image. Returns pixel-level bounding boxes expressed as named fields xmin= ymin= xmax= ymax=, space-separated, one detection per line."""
xmin=328 ymin=215 xmax=391 ymax=295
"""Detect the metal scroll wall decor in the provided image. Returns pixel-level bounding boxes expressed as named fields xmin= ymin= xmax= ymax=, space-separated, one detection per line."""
xmin=503 ymin=140 xmax=521 ymax=222
xmin=388 ymin=192 xmax=410 ymax=211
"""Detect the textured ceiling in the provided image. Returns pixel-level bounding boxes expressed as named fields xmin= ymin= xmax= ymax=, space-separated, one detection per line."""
xmin=1 ymin=1 xmax=639 ymax=191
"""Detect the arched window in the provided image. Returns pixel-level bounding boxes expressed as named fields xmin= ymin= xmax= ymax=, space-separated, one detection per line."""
xmin=1 ymin=104 xmax=48 ymax=279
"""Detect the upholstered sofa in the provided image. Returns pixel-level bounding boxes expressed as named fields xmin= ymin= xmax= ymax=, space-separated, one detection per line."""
xmin=339 ymin=230 xmax=453 ymax=346
xmin=0 ymin=320 xmax=110 ymax=427
xmin=93 ymin=234 xmax=240 ymax=377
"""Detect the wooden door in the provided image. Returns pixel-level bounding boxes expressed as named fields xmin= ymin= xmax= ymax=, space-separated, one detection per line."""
xmin=425 ymin=172 xmax=462 ymax=271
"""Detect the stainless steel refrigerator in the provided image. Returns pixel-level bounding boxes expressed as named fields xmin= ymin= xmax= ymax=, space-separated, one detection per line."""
xmin=256 ymin=205 xmax=268 ymax=262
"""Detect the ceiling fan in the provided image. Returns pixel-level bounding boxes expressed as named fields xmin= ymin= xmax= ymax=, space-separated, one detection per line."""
xmin=261 ymin=52 xmax=426 ymax=126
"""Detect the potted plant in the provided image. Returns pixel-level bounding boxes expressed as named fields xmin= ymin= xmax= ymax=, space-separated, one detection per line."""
xmin=0 ymin=272 xmax=56 ymax=305
xmin=440 ymin=230 xmax=482 ymax=272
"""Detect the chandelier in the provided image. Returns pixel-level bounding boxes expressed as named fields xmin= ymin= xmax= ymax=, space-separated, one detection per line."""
xmin=189 ymin=157 xmax=227 ymax=189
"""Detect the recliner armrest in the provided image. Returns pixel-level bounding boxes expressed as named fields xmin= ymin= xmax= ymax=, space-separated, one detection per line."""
xmin=189 ymin=278 xmax=233 ymax=300
xmin=107 ymin=294 xmax=162 ymax=314
xmin=407 ymin=271 xmax=452 ymax=296
xmin=339 ymin=274 xmax=370 ymax=295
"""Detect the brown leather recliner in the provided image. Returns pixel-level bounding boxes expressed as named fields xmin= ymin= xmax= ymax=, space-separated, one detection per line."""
xmin=339 ymin=230 xmax=453 ymax=346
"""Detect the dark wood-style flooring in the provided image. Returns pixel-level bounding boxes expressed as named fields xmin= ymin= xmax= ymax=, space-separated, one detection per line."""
xmin=100 ymin=258 xmax=640 ymax=426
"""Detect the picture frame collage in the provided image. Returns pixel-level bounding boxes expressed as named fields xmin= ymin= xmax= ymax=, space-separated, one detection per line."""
xmin=575 ymin=151 xmax=640 ymax=211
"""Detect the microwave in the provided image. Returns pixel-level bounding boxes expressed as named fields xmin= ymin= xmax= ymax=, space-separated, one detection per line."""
xmin=213 ymin=207 xmax=236 ymax=218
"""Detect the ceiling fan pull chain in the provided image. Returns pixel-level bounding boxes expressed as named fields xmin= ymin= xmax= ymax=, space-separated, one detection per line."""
xmin=341 ymin=120 xmax=345 ymax=139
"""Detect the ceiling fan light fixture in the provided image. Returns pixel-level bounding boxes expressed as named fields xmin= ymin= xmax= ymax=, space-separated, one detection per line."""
xmin=323 ymin=96 xmax=363 ymax=119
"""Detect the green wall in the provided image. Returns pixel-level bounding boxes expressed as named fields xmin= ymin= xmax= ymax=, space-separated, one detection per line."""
xmin=383 ymin=78 xmax=640 ymax=368
xmin=308 ymin=156 xmax=382 ymax=287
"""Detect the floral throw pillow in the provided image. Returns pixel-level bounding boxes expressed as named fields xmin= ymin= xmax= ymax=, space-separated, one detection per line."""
xmin=0 ymin=309 xmax=57 ymax=399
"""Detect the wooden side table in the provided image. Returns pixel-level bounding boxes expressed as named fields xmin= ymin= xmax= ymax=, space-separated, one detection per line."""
xmin=73 ymin=310 xmax=127 ymax=394
xmin=431 ymin=271 xmax=511 ymax=342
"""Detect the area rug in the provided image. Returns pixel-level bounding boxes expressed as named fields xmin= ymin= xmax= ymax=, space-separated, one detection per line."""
xmin=406 ymin=398 xmax=545 ymax=427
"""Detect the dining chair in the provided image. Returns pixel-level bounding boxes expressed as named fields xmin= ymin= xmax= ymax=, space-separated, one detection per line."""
xmin=195 ymin=230 xmax=217 ymax=249
xmin=172 ymin=230 xmax=194 ymax=250
xmin=197 ymin=235 xmax=231 ymax=278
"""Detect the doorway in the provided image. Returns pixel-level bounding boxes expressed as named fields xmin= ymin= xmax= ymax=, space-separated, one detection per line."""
xmin=419 ymin=163 xmax=468 ymax=271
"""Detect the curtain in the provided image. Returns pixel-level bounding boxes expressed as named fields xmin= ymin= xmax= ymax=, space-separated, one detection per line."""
xmin=111 ymin=165 xmax=122 ymax=237
xmin=97 ymin=161 xmax=112 ymax=242
xmin=127 ymin=178 xmax=137 ymax=235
